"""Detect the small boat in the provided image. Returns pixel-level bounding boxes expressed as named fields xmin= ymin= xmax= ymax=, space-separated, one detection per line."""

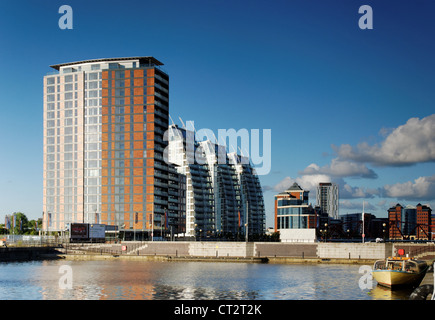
xmin=372 ymin=256 xmax=428 ymax=289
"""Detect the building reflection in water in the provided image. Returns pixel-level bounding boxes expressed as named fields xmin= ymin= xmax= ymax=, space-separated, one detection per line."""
xmin=6 ymin=260 xmax=407 ymax=300
xmin=35 ymin=260 xmax=262 ymax=300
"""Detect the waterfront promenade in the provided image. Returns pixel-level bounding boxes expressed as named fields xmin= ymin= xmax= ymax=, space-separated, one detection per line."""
xmin=56 ymin=241 xmax=435 ymax=266
xmin=2 ymin=241 xmax=434 ymax=267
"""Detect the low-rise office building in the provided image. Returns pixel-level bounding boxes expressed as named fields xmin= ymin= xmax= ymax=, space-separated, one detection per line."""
xmin=274 ymin=183 xmax=317 ymax=242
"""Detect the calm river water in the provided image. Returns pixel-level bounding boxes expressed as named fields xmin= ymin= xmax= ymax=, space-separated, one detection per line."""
xmin=0 ymin=260 xmax=415 ymax=300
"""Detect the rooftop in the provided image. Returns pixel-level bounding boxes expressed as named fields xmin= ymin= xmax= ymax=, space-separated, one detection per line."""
xmin=287 ymin=182 xmax=303 ymax=191
xmin=50 ymin=56 xmax=164 ymax=70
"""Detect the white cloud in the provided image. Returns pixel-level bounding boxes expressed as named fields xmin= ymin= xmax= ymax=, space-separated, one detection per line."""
xmin=340 ymin=200 xmax=376 ymax=211
xmin=273 ymin=176 xmax=294 ymax=192
xmin=333 ymin=114 xmax=435 ymax=166
xmin=299 ymin=158 xmax=378 ymax=179
xmin=272 ymin=174 xmax=378 ymax=200
xmin=273 ymin=174 xmax=331 ymax=193
xmin=340 ymin=183 xmax=378 ymax=199
xmin=383 ymin=174 xmax=435 ymax=201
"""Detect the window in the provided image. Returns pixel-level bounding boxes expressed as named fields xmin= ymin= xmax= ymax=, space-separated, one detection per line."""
xmin=115 ymin=89 xmax=125 ymax=96
xmin=115 ymin=106 xmax=125 ymax=114
xmin=88 ymin=81 xmax=99 ymax=89
xmin=88 ymin=90 xmax=99 ymax=98
xmin=87 ymin=99 xmax=100 ymax=107
xmin=64 ymin=83 xmax=73 ymax=92
xmin=116 ymin=71 xmax=125 ymax=79
xmin=88 ymin=72 xmax=99 ymax=80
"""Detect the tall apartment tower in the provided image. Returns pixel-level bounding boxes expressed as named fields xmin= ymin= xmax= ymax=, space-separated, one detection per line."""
xmin=228 ymin=153 xmax=266 ymax=236
xmin=167 ymin=123 xmax=266 ymax=238
xmin=316 ymin=182 xmax=339 ymax=220
xmin=167 ymin=124 xmax=215 ymax=237
xmin=43 ymin=57 xmax=171 ymax=236
xmin=200 ymin=140 xmax=241 ymax=235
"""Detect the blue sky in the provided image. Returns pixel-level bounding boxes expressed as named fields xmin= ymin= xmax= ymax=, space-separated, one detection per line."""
xmin=0 ymin=0 xmax=434 ymax=227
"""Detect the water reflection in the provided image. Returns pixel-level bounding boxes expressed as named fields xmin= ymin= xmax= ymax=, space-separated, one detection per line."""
xmin=368 ymin=284 xmax=414 ymax=300
xmin=0 ymin=260 xmax=413 ymax=300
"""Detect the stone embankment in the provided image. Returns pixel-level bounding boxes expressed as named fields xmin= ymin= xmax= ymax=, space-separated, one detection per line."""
xmin=0 ymin=246 xmax=62 ymax=262
xmin=3 ymin=242 xmax=435 ymax=266
xmin=56 ymin=241 xmax=396 ymax=265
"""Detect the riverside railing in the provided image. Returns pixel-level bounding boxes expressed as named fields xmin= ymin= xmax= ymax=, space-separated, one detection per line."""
xmin=2 ymin=235 xmax=63 ymax=247
xmin=408 ymin=245 xmax=435 ymax=259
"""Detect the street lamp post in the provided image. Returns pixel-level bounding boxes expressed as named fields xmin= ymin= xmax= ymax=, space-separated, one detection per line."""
xmin=324 ymin=223 xmax=328 ymax=242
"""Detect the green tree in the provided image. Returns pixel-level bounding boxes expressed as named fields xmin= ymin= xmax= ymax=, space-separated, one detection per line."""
xmin=0 ymin=224 xmax=7 ymax=235
xmin=9 ymin=212 xmax=29 ymax=235
xmin=27 ymin=219 xmax=42 ymax=235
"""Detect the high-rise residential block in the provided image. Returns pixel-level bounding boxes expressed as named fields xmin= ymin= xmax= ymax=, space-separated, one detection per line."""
xmin=43 ymin=56 xmax=265 ymax=240
xmin=167 ymin=124 xmax=215 ymax=237
xmin=316 ymin=182 xmax=339 ymax=220
xmin=167 ymin=124 xmax=265 ymax=238
xmin=43 ymin=57 xmax=171 ymax=236
xmin=228 ymin=152 xmax=266 ymax=236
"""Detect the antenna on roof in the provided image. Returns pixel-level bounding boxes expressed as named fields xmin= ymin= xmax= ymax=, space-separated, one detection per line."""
xmin=169 ymin=114 xmax=176 ymax=126
xmin=238 ymin=146 xmax=244 ymax=157
xmin=178 ymin=117 xmax=186 ymax=129
xmin=212 ymin=132 xmax=218 ymax=145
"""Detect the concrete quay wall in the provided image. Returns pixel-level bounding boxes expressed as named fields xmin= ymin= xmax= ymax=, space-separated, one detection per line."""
xmin=94 ymin=241 xmax=393 ymax=261
xmin=11 ymin=242 xmax=425 ymax=264
xmin=0 ymin=247 xmax=61 ymax=262
xmin=316 ymin=243 xmax=393 ymax=260
xmin=183 ymin=242 xmax=390 ymax=260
